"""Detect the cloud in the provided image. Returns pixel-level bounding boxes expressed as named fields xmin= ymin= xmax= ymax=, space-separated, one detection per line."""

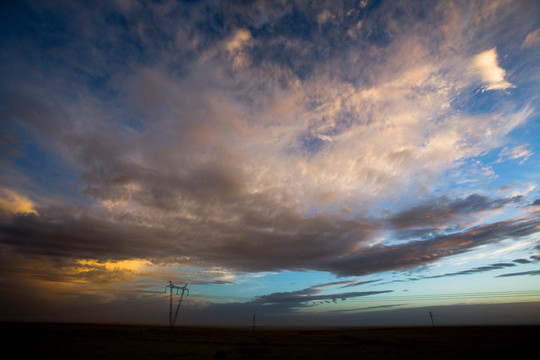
xmin=316 ymin=10 xmax=335 ymax=24
xmin=225 ymin=29 xmax=254 ymax=69
xmin=388 ymin=194 xmax=523 ymax=231
xmin=426 ymin=262 xmax=517 ymax=279
xmin=386 ymin=254 xmax=540 ymax=283
xmin=522 ymin=28 xmax=540 ymax=49
xmin=496 ymin=270 xmax=540 ymax=278
xmin=252 ymin=284 xmax=392 ymax=306
xmin=0 ymin=189 xmax=38 ymax=217
xmin=346 ymin=20 xmax=363 ymax=39
xmin=472 ymin=48 xmax=515 ymax=91
xmin=2 ymin=2 xmax=533 ymax=222
xmin=339 ymin=279 xmax=380 ymax=289
xmin=498 ymin=145 xmax=534 ymax=164
xmin=513 ymin=258 xmax=532 ymax=264
xmin=2 ymin=200 xmax=537 ymax=279
xmin=354 ymin=303 xmax=406 ymax=311
xmin=322 ymin=215 xmax=540 ymax=277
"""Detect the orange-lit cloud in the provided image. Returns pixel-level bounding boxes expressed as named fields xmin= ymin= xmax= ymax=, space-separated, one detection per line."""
xmin=0 ymin=189 xmax=38 ymax=216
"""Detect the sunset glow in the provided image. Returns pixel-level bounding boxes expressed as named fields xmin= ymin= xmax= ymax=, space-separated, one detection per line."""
xmin=1 ymin=0 xmax=539 ymax=327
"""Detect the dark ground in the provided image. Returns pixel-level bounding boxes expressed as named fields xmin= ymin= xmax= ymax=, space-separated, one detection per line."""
xmin=2 ymin=322 xmax=538 ymax=359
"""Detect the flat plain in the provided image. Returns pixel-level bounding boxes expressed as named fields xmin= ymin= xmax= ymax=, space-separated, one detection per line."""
xmin=3 ymin=322 xmax=537 ymax=359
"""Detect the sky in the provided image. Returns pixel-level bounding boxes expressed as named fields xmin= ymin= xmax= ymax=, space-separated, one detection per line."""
xmin=1 ymin=0 xmax=539 ymax=327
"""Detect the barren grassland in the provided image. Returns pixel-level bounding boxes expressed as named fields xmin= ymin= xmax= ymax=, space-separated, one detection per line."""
xmin=3 ymin=322 xmax=537 ymax=359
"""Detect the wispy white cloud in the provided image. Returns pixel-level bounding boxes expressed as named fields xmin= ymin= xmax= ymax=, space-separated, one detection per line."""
xmin=498 ymin=145 xmax=534 ymax=164
xmin=472 ymin=48 xmax=515 ymax=91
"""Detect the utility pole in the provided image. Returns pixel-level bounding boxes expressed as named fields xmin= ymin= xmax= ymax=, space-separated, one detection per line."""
xmin=252 ymin=313 xmax=256 ymax=331
xmin=165 ymin=281 xmax=189 ymax=330
xmin=429 ymin=311 xmax=435 ymax=327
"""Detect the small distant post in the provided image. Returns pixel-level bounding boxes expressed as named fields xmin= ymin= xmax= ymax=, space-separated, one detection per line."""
xmin=429 ymin=311 xmax=435 ymax=327
xmin=252 ymin=313 xmax=256 ymax=331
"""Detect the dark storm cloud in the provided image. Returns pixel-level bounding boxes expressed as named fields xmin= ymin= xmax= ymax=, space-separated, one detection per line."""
xmin=388 ymin=194 xmax=524 ymax=230
xmin=424 ymin=262 xmax=517 ymax=279
xmin=0 ymin=209 xmax=161 ymax=260
xmin=496 ymin=270 xmax=540 ymax=278
xmin=1 ymin=200 xmax=538 ymax=278
xmin=339 ymin=279 xmax=381 ymax=289
xmin=354 ymin=304 xmax=407 ymax=311
xmin=252 ymin=286 xmax=393 ymax=305
xmin=0 ymin=192 xmax=378 ymax=271
xmin=80 ymin=159 xmax=244 ymax=211
xmin=388 ymin=254 xmax=540 ymax=282
xmin=528 ymin=199 xmax=540 ymax=207
xmin=197 ymin=204 xmax=381 ymax=273
xmin=317 ymin=215 xmax=540 ymax=277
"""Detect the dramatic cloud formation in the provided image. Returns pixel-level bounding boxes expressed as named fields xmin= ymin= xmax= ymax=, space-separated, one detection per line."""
xmin=1 ymin=0 xmax=539 ymax=326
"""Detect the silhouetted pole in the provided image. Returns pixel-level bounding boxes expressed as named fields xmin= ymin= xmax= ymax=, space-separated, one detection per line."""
xmin=252 ymin=314 xmax=256 ymax=331
xmin=165 ymin=281 xmax=189 ymax=330
xmin=169 ymin=283 xmax=173 ymax=329
xmin=173 ymin=284 xmax=188 ymax=327
xmin=429 ymin=311 xmax=435 ymax=327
